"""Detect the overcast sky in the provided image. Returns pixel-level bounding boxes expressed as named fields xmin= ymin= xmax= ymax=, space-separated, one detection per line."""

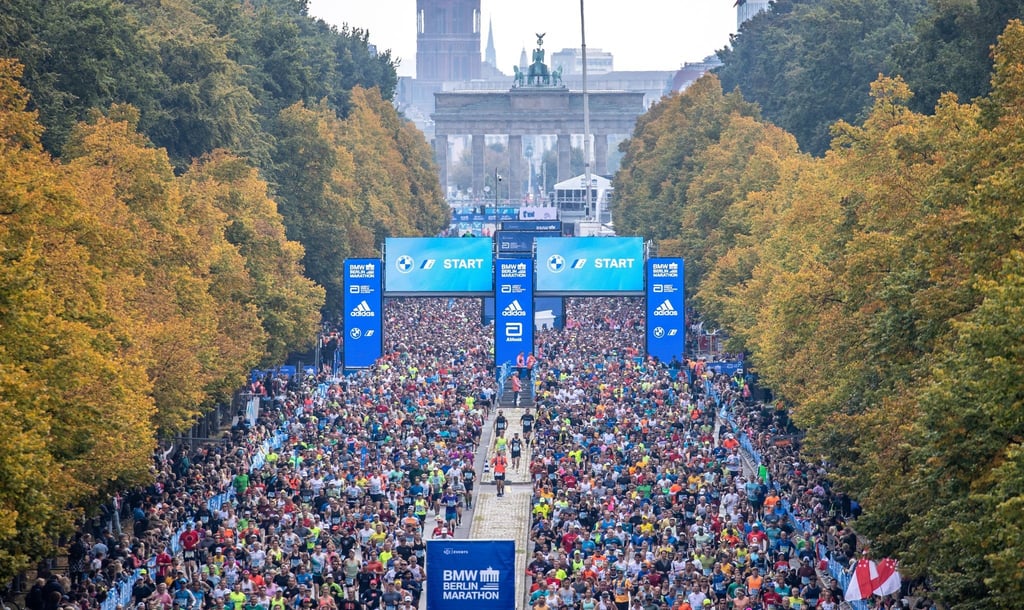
xmin=307 ymin=0 xmax=738 ymax=77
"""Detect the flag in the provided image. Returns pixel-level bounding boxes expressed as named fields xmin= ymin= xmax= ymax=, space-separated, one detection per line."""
xmin=845 ymin=558 xmax=878 ymax=601
xmin=873 ymin=558 xmax=902 ymax=596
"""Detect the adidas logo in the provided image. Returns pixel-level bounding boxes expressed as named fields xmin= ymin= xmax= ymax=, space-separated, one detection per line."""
xmin=502 ymin=300 xmax=528 ymax=317
xmin=653 ymin=299 xmax=679 ymax=316
xmin=350 ymin=300 xmax=375 ymax=317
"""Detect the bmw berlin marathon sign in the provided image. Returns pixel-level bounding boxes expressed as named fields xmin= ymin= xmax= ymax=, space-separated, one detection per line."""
xmin=384 ymin=237 xmax=494 ymax=295
xmin=343 ymin=259 xmax=383 ymax=369
xmin=535 ymin=237 xmax=644 ymax=295
xmin=426 ymin=540 xmax=515 ymax=610
xmin=495 ymin=259 xmax=534 ymax=369
xmin=646 ymin=258 xmax=685 ymax=364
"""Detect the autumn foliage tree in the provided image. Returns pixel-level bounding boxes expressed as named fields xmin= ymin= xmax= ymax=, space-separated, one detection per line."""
xmin=0 ymin=60 xmax=155 ymax=583
xmin=616 ymin=18 xmax=1024 ymax=610
xmin=269 ymin=87 xmax=448 ymax=319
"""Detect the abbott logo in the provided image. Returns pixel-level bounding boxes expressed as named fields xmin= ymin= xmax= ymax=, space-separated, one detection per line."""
xmin=350 ymin=301 xmax=375 ymax=317
xmin=502 ymin=300 xmax=527 ymax=317
xmin=653 ymin=299 xmax=679 ymax=316
xmin=395 ymin=255 xmax=414 ymax=273
xmin=504 ymin=322 xmax=523 ymax=338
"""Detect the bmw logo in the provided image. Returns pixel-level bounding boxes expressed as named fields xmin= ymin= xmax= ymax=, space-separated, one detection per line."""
xmin=547 ymin=254 xmax=565 ymax=273
xmin=396 ymin=255 xmax=414 ymax=273
xmin=653 ymin=327 xmax=665 ymax=339
xmin=349 ymin=327 xmax=362 ymax=339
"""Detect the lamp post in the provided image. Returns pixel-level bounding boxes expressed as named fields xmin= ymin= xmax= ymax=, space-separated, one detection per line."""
xmin=525 ymin=143 xmax=534 ymax=203
xmin=580 ymin=0 xmax=594 ymax=220
xmin=494 ymin=167 xmax=502 ymax=230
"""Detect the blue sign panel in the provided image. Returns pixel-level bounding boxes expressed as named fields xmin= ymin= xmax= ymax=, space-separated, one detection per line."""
xmin=385 ymin=238 xmax=494 ymax=295
xmin=646 ymin=258 xmax=685 ymax=364
xmin=495 ymin=259 xmax=534 ymax=370
xmin=483 ymin=296 xmax=562 ymax=329
xmin=535 ymin=237 xmax=644 ymax=294
xmin=501 ymin=220 xmax=562 ymax=232
xmin=426 ymin=540 xmax=515 ymax=610
xmin=495 ymin=231 xmax=556 ymax=254
xmin=343 ymin=259 xmax=383 ymax=369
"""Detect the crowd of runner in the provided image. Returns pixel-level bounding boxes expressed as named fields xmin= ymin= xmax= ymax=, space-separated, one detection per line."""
xmin=37 ymin=295 xmax=905 ymax=610
xmin=519 ymin=299 xmax=878 ymax=610
xmin=44 ymin=299 xmax=495 ymax=610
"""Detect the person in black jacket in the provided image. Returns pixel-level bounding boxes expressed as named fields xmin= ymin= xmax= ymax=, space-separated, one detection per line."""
xmin=25 ymin=578 xmax=46 ymax=610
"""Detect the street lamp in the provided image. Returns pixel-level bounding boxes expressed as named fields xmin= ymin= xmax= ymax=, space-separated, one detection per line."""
xmin=525 ymin=144 xmax=534 ymax=202
xmin=494 ymin=168 xmax=502 ymax=229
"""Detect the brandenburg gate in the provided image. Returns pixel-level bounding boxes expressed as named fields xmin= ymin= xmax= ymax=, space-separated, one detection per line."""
xmin=431 ymin=34 xmax=645 ymax=199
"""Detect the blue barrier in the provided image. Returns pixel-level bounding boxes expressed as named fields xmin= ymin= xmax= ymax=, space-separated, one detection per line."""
xmin=99 ymin=424 xmax=292 ymax=610
xmin=496 ymin=362 xmax=511 ymax=401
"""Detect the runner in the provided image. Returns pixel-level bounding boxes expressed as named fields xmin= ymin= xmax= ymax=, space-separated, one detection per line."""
xmin=510 ymin=432 xmax=524 ymax=469
xmin=462 ymin=464 xmax=477 ymax=509
xmin=441 ymin=486 xmax=460 ymax=530
xmin=521 ymin=407 xmax=535 ymax=446
xmin=491 ymin=452 xmax=508 ymax=497
xmin=495 ymin=409 xmax=509 ymax=437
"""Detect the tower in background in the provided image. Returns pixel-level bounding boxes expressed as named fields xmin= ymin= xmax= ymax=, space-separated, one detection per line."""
xmin=485 ymin=18 xmax=497 ymax=69
xmin=416 ymin=0 xmax=482 ymax=82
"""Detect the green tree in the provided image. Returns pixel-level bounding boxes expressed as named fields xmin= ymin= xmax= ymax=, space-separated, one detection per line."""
xmin=892 ymin=0 xmax=1024 ymax=114
xmin=270 ymin=101 xmax=371 ymax=319
xmin=716 ymin=0 xmax=927 ymax=155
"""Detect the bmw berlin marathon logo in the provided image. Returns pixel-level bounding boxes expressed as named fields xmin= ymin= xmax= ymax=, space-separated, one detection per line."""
xmin=441 ymin=566 xmax=502 ymax=601
xmin=501 ymin=300 xmax=528 ymax=317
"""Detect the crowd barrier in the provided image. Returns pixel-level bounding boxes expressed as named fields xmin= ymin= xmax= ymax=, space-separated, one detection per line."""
xmin=99 ymin=416 xmax=293 ymax=610
xmin=715 ymin=383 xmax=871 ymax=610
xmin=496 ymin=362 xmax=511 ymax=401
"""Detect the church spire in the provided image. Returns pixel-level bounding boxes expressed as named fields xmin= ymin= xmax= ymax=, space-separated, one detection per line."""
xmin=485 ymin=17 xmax=497 ymax=68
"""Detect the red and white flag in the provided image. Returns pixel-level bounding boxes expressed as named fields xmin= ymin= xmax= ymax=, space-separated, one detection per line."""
xmin=845 ymin=558 xmax=878 ymax=601
xmin=845 ymin=557 xmax=902 ymax=601
xmin=873 ymin=558 xmax=902 ymax=596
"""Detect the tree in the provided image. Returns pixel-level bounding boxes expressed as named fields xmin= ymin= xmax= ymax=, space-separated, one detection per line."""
xmin=181 ymin=151 xmax=324 ymax=365
xmin=891 ymin=0 xmax=1024 ymax=114
xmin=716 ymin=0 xmax=927 ymax=155
xmin=270 ymin=101 xmax=370 ymax=319
xmin=613 ymin=74 xmax=759 ymax=243
xmin=0 ymin=60 xmax=155 ymax=582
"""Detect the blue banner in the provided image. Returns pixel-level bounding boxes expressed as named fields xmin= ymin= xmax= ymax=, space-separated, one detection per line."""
xmin=535 ymin=237 xmax=644 ymax=294
xmin=343 ymin=259 xmax=383 ymax=369
xmin=707 ymin=361 xmax=744 ymax=376
xmin=646 ymin=258 xmax=685 ymax=364
xmin=385 ymin=238 xmax=494 ymax=295
xmin=501 ymin=220 xmax=562 ymax=232
xmin=495 ymin=259 xmax=534 ymax=370
xmin=426 ymin=540 xmax=515 ymax=610
xmin=495 ymin=231 xmax=556 ymax=254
